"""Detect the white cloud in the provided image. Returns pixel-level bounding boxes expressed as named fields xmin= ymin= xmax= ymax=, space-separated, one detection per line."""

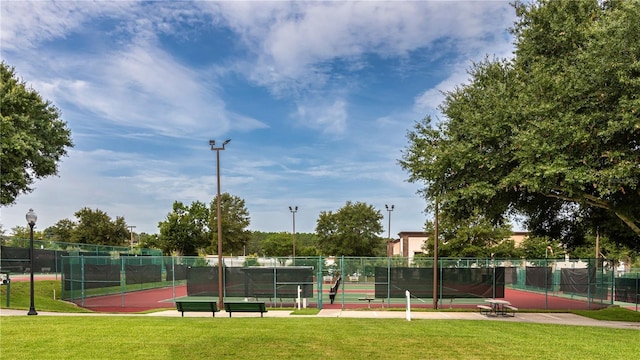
xmin=292 ymin=99 xmax=348 ymax=135
xmin=413 ymin=68 xmax=471 ymax=117
xmin=0 ymin=1 xmax=135 ymax=50
xmin=0 ymin=0 xmax=517 ymax=238
xmin=21 ymin=41 xmax=266 ymax=139
xmin=202 ymin=1 xmax=514 ymax=95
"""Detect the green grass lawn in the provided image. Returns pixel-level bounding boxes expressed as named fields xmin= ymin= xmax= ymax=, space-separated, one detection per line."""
xmin=1 ymin=316 xmax=638 ymax=359
xmin=0 ymin=280 xmax=91 ymax=313
xmin=2 ymin=280 xmax=639 ymax=359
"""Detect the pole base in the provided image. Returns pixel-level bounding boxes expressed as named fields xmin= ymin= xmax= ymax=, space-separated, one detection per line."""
xmin=27 ymin=308 xmax=38 ymax=316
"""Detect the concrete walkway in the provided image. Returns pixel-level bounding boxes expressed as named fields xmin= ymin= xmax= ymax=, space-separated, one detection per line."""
xmin=1 ymin=308 xmax=638 ymax=330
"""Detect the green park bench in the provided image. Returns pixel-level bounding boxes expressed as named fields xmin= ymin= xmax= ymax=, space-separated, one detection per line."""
xmin=175 ymin=301 xmax=219 ymax=317
xmin=224 ymin=302 xmax=267 ymax=317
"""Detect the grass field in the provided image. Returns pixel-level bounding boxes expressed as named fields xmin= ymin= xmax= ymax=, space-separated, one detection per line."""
xmin=2 ymin=316 xmax=639 ymax=359
xmin=2 ymin=280 xmax=639 ymax=359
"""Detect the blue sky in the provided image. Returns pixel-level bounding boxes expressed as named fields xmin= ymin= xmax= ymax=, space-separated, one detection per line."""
xmin=1 ymin=1 xmax=516 ymax=236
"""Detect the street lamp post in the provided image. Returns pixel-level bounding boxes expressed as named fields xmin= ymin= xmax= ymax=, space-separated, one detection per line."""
xmin=385 ymin=204 xmax=394 ymax=256
xmin=210 ymin=139 xmax=230 ymax=309
xmin=25 ymin=209 xmax=38 ymax=316
xmin=433 ymin=199 xmax=439 ymax=310
xmin=289 ymin=206 xmax=298 ymax=258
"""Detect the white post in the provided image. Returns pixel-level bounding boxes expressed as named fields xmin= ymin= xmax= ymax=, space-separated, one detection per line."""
xmin=405 ymin=290 xmax=411 ymax=321
xmin=297 ymin=285 xmax=302 ymax=310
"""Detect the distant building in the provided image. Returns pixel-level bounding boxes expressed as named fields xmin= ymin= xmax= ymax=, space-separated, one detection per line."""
xmin=388 ymin=231 xmax=529 ymax=258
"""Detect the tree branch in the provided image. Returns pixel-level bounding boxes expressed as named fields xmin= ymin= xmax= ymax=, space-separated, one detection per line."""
xmin=545 ymin=190 xmax=640 ymax=236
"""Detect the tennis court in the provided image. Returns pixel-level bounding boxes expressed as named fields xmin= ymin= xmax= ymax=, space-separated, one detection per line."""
xmin=55 ymin=255 xmax=636 ymax=312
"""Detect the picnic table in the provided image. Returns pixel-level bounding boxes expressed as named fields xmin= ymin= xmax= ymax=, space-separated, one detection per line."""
xmin=479 ymin=299 xmax=518 ymax=316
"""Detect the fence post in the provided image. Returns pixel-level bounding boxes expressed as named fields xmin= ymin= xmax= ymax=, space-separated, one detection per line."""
xmin=387 ymin=257 xmax=391 ymax=307
xmin=341 ymin=255 xmax=345 ymax=309
xmin=545 ymin=257 xmax=548 ymax=310
xmin=121 ymin=256 xmax=126 ymax=308
xmin=80 ymin=255 xmax=85 ymax=307
xmin=61 ymin=256 xmax=66 ymax=301
xmin=587 ymin=259 xmax=591 ymax=310
xmin=272 ymin=264 xmax=277 ymax=308
xmin=171 ymin=256 xmax=176 ymax=302
xmin=317 ymin=256 xmax=323 ymax=309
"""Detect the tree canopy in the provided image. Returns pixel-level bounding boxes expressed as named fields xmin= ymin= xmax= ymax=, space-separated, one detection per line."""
xmin=158 ymin=201 xmax=210 ymax=256
xmin=424 ymin=209 xmax=517 ymax=258
xmin=208 ymin=193 xmax=251 ymax=255
xmin=261 ymin=232 xmax=294 ymax=257
xmin=1 ymin=62 xmax=73 ymax=205
xmin=315 ymin=201 xmax=385 ymax=256
xmin=41 ymin=208 xmax=131 ymax=246
xmin=400 ymin=0 xmax=640 ymax=250
xmin=157 ymin=193 xmax=251 ymax=256
xmin=70 ymin=208 xmax=130 ymax=246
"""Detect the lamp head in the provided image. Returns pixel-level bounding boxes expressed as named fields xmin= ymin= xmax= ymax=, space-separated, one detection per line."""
xmin=25 ymin=208 xmax=37 ymax=226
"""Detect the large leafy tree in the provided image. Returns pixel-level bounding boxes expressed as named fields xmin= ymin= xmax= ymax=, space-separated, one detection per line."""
xmin=45 ymin=219 xmax=76 ymax=242
xmin=158 ymin=201 xmax=210 ymax=256
xmin=137 ymin=233 xmax=161 ymax=250
xmin=9 ymin=226 xmax=43 ymax=240
xmin=262 ymin=232 xmax=294 ymax=257
xmin=401 ymin=0 xmax=640 ymax=250
xmin=1 ymin=62 xmax=73 ymax=205
xmin=315 ymin=201 xmax=385 ymax=256
xmin=208 ymin=193 xmax=251 ymax=255
xmin=71 ymin=207 xmax=129 ymax=246
xmin=249 ymin=231 xmax=319 ymax=257
xmin=517 ymin=236 xmax=564 ymax=260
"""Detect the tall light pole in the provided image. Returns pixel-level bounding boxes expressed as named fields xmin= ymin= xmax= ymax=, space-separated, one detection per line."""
xmin=385 ymin=204 xmax=394 ymax=256
xmin=25 ymin=209 xmax=38 ymax=316
xmin=210 ymin=138 xmax=230 ymax=308
xmin=433 ymin=199 xmax=439 ymax=310
xmin=289 ymin=206 xmax=298 ymax=258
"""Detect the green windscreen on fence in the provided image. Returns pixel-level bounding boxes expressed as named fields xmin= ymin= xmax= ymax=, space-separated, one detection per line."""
xmin=185 ymin=266 xmax=314 ymax=299
xmin=53 ymin=255 xmax=628 ymax=311
xmin=374 ymin=267 xmax=504 ymax=299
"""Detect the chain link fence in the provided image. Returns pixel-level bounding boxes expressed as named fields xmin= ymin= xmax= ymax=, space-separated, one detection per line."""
xmin=52 ymin=255 xmax=633 ymax=311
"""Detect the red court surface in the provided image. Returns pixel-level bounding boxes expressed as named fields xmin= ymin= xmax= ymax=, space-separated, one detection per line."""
xmin=72 ymin=286 xmax=625 ymax=313
xmin=324 ymin=288 xmax=611 ymax=311
xmin=72 ymin=286 xmax=188 ymax=313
